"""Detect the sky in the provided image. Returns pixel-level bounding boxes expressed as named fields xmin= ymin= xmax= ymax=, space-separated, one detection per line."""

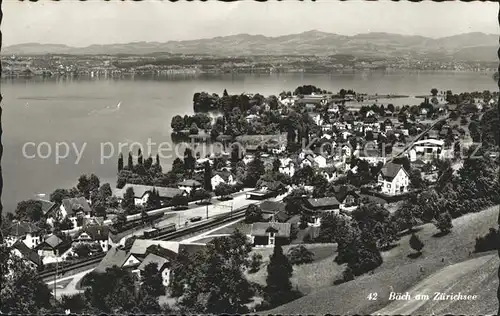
xmin=1 ymin=0 xmax=498 ymax=47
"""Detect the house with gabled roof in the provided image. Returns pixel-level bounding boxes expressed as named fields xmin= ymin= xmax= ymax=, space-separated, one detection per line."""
xmin=114 ymin=184 xmax=187 ymax=207
xmin=177 ymin=179 xmax=203 ymax=195
xmin=36 ymin=234 xmax=73 ymax=264
xmin=95 ymin=239 xmax=206 ymax=286
xmin=11 ymin=240 xmax=42 ymax=269
xmin=377 ymin=162 xmax=410 ymax=195
xmin=247 ymin=222 xmax=291 ymax=247
xmin=303 ymin=197 xmax=341 ymax=226
xmin=2 ymin=221 xmax=42 ymax=249
xmin=211 ymin=171 xmax=236 ymax=189
xmin=73 ymin=225 xmax=111 ymax=252
xmin=58 ymin=197 xmax=92 ymax=229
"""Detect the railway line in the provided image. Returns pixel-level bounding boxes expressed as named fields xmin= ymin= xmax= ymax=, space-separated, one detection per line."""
xmin=40 ymin=206 xmax=248 ymax=282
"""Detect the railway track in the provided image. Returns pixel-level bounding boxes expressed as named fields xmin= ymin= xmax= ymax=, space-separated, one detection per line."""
xmin=40 ymin=206 xmax=248 ymax=281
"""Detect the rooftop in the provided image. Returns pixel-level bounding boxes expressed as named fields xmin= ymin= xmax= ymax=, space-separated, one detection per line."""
xmin=250 ymin=222 xmax=291 ymax=238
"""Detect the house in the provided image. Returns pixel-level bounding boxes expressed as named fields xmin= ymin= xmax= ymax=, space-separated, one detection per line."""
xmin=245 ymin=114 xmax=260 ymax=122
xmin=177 ymin=179 xmax=203 ymax=194
xmin=410 ymin=139 xmax=445 ymax=162
xmin=36 ymin=235 xmax=73 ymax=264
xmin=319 ymin=166 xmax=338 ymax=183
xmin=114 ymin=184 xmax=187 ymax=207
xmin=39 ymin=199 xmax=58 ymax=218
xmin=137 ymin=253 xmax=171 ymax=287
xmin=303 ymin=197 xmax=340 ymax=226
xmin=73 ymin=225 xmax=111 ymax=252
xmin=278 ymin=158 xmax=295 ymax=177
xmin=341 ymin=144 xmax=352 ymax=161
xmin=335 ymin=188 xmax=360 ymax=212
xmin=356 ymin=148 xmax=387 ymax=166
xmin=246 ymin=187 xmax=276 ymax=200
xmin=248 ymin=222 xmax=291 ymax=247
xmin=299 ymin=155 xmax=315 ymax=168
xmin=11 ymin=240 xmax=42 ymax=269
xmin=60 ymin=197 xmax=92 ymax=229
xmin=211 ymin=171 xmax=236 ymax=189
xmin=2 ymin=221 xmax=42 ymax=249
xmin=95 ymin=239 xmax=206 ymax=285
xmin=314 ymin=155 xmax=327 ymax=168
xmin=378 ymin=162 xmax=410 ymax=195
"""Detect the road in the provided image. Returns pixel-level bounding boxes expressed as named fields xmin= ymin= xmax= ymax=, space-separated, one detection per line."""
xmin=46 ymin=268 xmax=94 ymax=298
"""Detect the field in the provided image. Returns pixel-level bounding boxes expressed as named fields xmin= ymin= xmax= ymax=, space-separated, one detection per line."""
xmin=245 ymin=243 xmax=338 ymax=295
xmin=267 ymin=205 xmax=499 ymax=314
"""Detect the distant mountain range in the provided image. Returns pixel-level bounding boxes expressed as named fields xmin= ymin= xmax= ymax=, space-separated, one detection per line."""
xmin=2 ymin=31 xmax=498 ymax=61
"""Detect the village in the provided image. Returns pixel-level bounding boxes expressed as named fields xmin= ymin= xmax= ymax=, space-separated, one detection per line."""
xmin=2 ymin=85 xmax=499 ymax=314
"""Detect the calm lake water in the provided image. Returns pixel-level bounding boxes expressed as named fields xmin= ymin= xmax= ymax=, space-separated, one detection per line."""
xmin=1 ymin=71 xmax=496 ymax=212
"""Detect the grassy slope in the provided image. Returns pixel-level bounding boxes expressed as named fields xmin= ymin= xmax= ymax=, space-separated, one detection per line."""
xmin=267 ymin=205 xmax=499 ymax=314
xmin=245 ymin=243 xmax=339 ymax=295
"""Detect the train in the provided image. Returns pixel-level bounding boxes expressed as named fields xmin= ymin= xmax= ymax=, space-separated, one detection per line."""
xmin=143 ymin=223 xmax=176 ymax=239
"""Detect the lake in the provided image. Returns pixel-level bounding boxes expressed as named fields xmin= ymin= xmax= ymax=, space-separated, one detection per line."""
xmin=1 ymin=71 xmax=496 ymax=212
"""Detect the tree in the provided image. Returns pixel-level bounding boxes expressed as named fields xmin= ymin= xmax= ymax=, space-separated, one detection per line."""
xmin=264 ymin=244 xmax=296 ymax=307
xmin=74 ymin=243 xmax=92 ymax=258
xmin=409 ymin=169 xmax=424 ymax=189
xmin=223 ymin=89 xmax=229 ymax=97
xmin=15 ymin=200 xmax=43 ymax=222
xmin=272 ymin=158 xmax=281 ymax=173
xmin=192 ymin=188 xmax=211 ymax=204
xmin=287 ymin=245 xmax=314 ymax=265
xmin=189 ymin=123 xmax=199 ymax=135
xmin=118 ymin=153 xmax=124 ymax=172
xmin=249 ymin=253 xmax=263 ymax=273
xmin=141 ymin=262 xmax=165 ymax=297
xmin=0 ymin=245 xmax=53 ymax=314
xmin=183 ymin=148 xmax=196 ymax=173
xmin=50 ymin=188 xmax=71 ymax=205
xmin=171 ymin=194 xmax=188 ymax=209
xmin=113 ymin=212 xmax=127 ymax=231
xmin=245 ymin=154 xmax=265 ymax=187
xmin=393 ymin=202 xmax=418 ymax=233
xmin=409 ymin=233 xmax=424 ymax=254
xmin=214 ymin=183 xmax=232 ymax=200
xmin=244 ymin=204 xmax=263 ymax=223
xmin=146 ymin=188 xmax=161 ymax=209
xmin=121 ymin=187 xmax=136 ymax=213
xmin=127 ymin=152 xmax=134 ymax=170
xmin=170 ymin=231 xmax=253 ymax=313
xmin=435 ymin=211 xmax=453 ymax=234
xmin=134 ymin=291 xmax=162 ymax=314
xmin=203 ymin=161 xmax=213 ymax=191
xmin=171 ymin=115 xmax=186 ymax=133
xmin=77 ymin=175 xmax=91 ymax=199
xmin=431 ymin=88 xmax=438 ymax=96
xmin=97 ymin=183 xmax=112 ymax=203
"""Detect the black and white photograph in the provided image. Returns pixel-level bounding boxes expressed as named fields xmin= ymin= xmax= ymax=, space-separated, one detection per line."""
xmin=0 ymin=0 xmax=499 ymax=315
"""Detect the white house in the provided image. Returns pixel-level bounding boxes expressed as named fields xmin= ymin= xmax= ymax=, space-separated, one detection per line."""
xmin=378 ymin=162 xmax=410 ymax=195
xmin=36 ymin=235 xmax=74 ymax=264
xmin=319 ymin=167 xmax=338 ymax=183
xmin=73 ymin=225 xmax=111 ymax=252
xmin=59 ymin=197 xmax=93 ymax=229
xmin=314 ymin=155 xmax=327 ymax=168
xmin=278 ymin=158 xmax=296 ymax=177
xmin=2 ymin=221 xmax=42 ymax=249
xmin=410 ymin=139 xmax=445 ymax=162
xmin=211 ymin=171 xmax=236 ymax=189
xmin=177 ymin=179 xmax=203 ymax=194
xmin=114 ymin=184 xmax=187 ymax=207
